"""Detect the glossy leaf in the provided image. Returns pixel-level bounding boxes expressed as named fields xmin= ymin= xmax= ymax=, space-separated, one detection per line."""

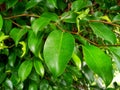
xmin=43 ymin=30 xmax=75 ymax=77
xmin=34 ymin=58 xmax=44 ymax=77
xmin=32 ymin=17 xmax=50 ymax=34
xmin=32 ymin=12 xmax=58 ymax=34
xmin=10 ymin=28 xmax=28 ymax=46
xmin=89 ymin=22 xmax=116 ymax=44
xmin=18 ymin=60 xmax=33 ymax=81
xmin=0 ymin=15 xmax=3 ymax=31
xmin=72 ymin=52 xmax=81 ymax=70
xmin=28 ymin=30 xmax=43 ymax=60
xmin=19 ymin=41 xmax=26 ymax=57
xmin=71 ymin=0 xmax=91 ymax=11
xmin=83 ymin=45 xmax=113 ymax=86
xmin=26 ymin=0 xmax=42 ymax=10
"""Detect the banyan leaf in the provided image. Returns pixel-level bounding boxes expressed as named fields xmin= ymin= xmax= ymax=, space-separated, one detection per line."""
xmin=83 ymin=45 xmax=113 ymax=86
xmin=18 ymin=60 xmax=33 ymax=81
xmin=28 ymin=30 xmax=43 ymax=60
xmin=32 ymin=12 xmax=58 ymax=34
xmin=43 ymin=30 xmax=75 ymax=77
xmin=34 ymin=57 xmax=44 ymax=77
xmin=10 ymin=28 xmax=27 ymax=46
xmin=89 ymin=22 xmax=116 ymax=44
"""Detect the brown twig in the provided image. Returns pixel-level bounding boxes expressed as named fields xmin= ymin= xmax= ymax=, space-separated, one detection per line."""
xmin=4 ymin=14 xmax=40 ymax=19
xmin=12 ymin=21 xmax=23 ymax=28
xmin=89 ymin=20 xmax=120 ymax=27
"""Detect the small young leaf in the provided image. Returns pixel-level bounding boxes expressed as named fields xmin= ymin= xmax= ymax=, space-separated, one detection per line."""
xmin=0 ymin=31 xmax=9 ymax=42
xmin=18 ymin=60 xmax=33 ymax=81
xmin=89 ymin=22 xmax=116 ymax=44
xmin=10 ymin=28 xmax=28 ymax=46
xmin=0 ymin=15 xmax=3 ymax=31
xmin=34 ymin=58 xmax=44 ymax=77
xmin=19 ymin=41 xmax=26 ymax=57
xmin=43 ymin=30 xmax=75 ymax=77
xmin=83 ymin=45 xmax=113 ymax=86
xmin=72 ymin=52 xmax=81 ymax=70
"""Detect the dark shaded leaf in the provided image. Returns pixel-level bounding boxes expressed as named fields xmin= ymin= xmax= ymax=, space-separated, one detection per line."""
xmin=10 ymin=28 xmax=28 ymax=46
xmin=89 ymin=22 xmax=116 ymax=44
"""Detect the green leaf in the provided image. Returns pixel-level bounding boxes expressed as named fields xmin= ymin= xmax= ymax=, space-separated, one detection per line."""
xmin=26 ymin=0 xmax=42 ymax=10
xmin=28 ymin=81 xmax=38 ymax=90
xmin=113 ymin=14 xmax=120 ymax=24
xmin=43 ymin=30 xmax=75 ymax=77
xmin=41 ymin=12 xmax=58 ymax=21
xmin=6 ymin=0 xmax=18 ymax=9
xmin=89 ymin=22 xmax=116 ymax=44
xmin=3 ymin=19 xmax=12 ymax=34
xmin=83 ymin=45 xmax=113 ymax=86
xmin=61 ymin=11 xmax=77 ymax=23
xmin=47 ymin=0 xmax=57 ymax=8
xmin=72 ymin=52 xmax=81 ymax=70
xmin=4 ymin=79 xmax=13 ymax=90
xmin=18 ymin=60 xmax=33 ymax=81
xmin=0 ymin=31 xmax=9 ymax=42
xmin=109 ymin=47 xmax=120 ymax=71
xmin=0 ymin=73 xmax=6 ymax=84
xmin=71 ymin=0 xmax=91 ymax=11
xmin=28 ymin=30 xmax=43 ymax=60
xmin=32 ymin=17 xmax=50 ymax=34
xmin=0 ymin=15 xmax=3 ymax=31
xmin=32 ymin=12 xmax=58 ymax=34
xmin=34 ymin=58 xmax=44 ymax=77
xmin=8 ymin=52 xmax=16 ymax=67
xmin=19 ymin=41 xmax=26 ymax=57
xmin=10 ymin=28 xmax=28 ymax=46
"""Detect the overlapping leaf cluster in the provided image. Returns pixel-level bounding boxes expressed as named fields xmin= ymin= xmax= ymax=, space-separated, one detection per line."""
xmin=0 ymin=0 xmax=120 ymax=89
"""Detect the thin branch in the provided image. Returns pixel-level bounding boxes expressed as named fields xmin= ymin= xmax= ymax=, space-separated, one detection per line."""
xmin=12 ymin=21 xmax=23 ymax=28
xmin=4 ymin=14 xmax=40 ymax=19
xmin=89 ymin=20 xmax=120 ymax=27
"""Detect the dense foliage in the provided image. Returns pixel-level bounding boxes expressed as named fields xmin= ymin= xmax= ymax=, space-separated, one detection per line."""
xmin=0 ymin=0 xmax=120 ymax=89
